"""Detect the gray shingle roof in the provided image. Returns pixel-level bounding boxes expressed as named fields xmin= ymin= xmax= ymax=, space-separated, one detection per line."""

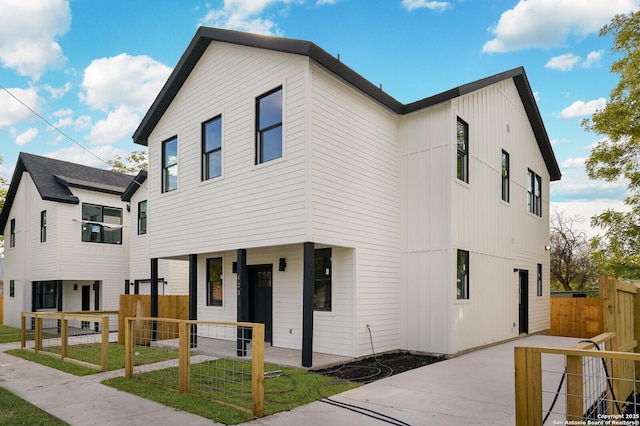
xmin=0 ymin=152 xmax=134 ymax=234
xmin=133 ymin=27 xmax=561 ymax=181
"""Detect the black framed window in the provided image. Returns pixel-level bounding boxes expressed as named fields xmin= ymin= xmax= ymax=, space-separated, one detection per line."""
xmin=9 ymin=218 xmax=15 ymax=248
xmin=457 ymin=249 xmax=469 ymax=300
xmin=36 ymin=281 xmax=57 ymax=309
xmin=138 ymin=200 xmax=147 ymax=235
xmin=40 ymin=210 xmax=47 ymax=242
xmin=203 ymin=116 xmax=222 ymax=180
xmin=456 ymin=117 xmax=468 ymax=183
xmin=10 ymin=280 xmax=15 ymax=298
xmin=314 ymin=248 xmax=332 ymax=311
xmin=501 ymin=150 xmax=510 ymax=202
xmin=527 ymin=169 xmax=542 ymax=217
xmin=537 ymin=263 xmax=543 ymax=297
xmin=81 ymin=203 xmax=122 ymax=244
xmin=162 ymin=136 xmax=178 ymax=192
xmin=256 ymin=87 xmax=283 ymax=164
xmin=206 ymin=257 xmax=223 ymax=307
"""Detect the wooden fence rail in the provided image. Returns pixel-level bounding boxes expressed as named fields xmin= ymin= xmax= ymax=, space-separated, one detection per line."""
xmin=118 ymin=295 xmax=189 ymax=344
xmin=549 ymin=297 xmax=604 ymax=338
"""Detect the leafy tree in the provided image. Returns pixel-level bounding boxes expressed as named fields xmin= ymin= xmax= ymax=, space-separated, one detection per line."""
xmin=549 ymin=210 xmax=599 ymax=291
xmin=108 ymin=149 xmax=148 ymax=174
xmin=582 ymin=10 xmax=640 ymax=279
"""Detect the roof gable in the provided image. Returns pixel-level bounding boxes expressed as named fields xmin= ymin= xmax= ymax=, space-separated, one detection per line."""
xmin=0 ymin=152 xmax=134 ymax=234
xmin=132 ymin=27 xmax=560 ymax=182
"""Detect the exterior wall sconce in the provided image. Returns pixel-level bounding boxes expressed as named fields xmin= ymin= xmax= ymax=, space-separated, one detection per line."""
xmin=513 ymin=268 xmax=519 ymax=273
xmin=545 ymin=245 xmax=551 ymax=251
xmin=279 ymin=258 xmax=286 ymax=271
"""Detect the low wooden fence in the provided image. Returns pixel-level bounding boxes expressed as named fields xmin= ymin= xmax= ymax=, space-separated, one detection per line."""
xmin=118 ymin=294 xmax=189 ymax=344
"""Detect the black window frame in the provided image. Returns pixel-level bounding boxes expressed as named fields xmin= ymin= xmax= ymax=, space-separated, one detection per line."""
xmin=40 ymin=210 xmax=47 ymax=243
xmin=527 ymin=169 xmax=542 ymax=217
xmin=9 ymin=280 xmax=15 ymax=297
xmin=81 ymin=203 xmax=123 ymax=245
xmin=9 ymin=218 xmax=15 ymax=248
xmin=457 ymin=249 xmax=469 ymax=300
xmin=537 ymin=263 xmax=543 ymax=297
xmin=256 ymin=86 xmax=283 ymax=164
xmin=162 ymin=136 xmax=178 ymax=193
xmin=314 ymin=248 xmax=332 ymax=311
xmin=206 ymin=257 xmax=223 ymax=307
xmin=138 ymin=200 xmax=147 ymax=235
xmin=501 ymin=150 xmax=510 ymax=202
xmin=35 ymin=281 xmax=57 ymax=310
xmin=202 ymin=115 xmax=222 ymax=180
xmin=456 ymin=117 xmax=469 ymax=183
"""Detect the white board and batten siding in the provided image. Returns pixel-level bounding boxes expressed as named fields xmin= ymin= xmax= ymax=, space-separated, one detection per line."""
xmin=400 ymin=79 xmax=551 ymax=355
xmin=146 ymin=43 xmax=310 ymax=259
xmin=309 ymin=63 xmax=401 ymax=357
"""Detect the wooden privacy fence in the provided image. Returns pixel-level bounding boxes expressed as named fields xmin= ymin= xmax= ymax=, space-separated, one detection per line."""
xmin=118 ymin=294 xmax=189 ymax=344
xmin=549 ymin=297 xmax=604 ymax=338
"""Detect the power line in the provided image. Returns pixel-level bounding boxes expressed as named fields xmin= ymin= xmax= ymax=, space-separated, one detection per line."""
xmin=0 ymin=83 xmax=112 ymax=168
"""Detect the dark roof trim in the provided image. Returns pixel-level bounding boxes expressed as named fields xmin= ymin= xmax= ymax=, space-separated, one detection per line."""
xmin=132 ymin=27 xmax=560 ymax=182
xmin=121 ymin=170 xmax=148 ymax=202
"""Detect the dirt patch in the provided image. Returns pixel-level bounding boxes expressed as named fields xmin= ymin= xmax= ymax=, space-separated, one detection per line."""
xmin=315 ymin=352 xmax=445 ymax=384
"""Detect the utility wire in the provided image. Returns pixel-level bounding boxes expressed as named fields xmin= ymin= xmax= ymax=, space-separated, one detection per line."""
xmin=0 ymin=83 xmax=112 ymax=169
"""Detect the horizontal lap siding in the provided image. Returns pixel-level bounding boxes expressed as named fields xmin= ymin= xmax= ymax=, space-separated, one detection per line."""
xmin=147 ymin=43 xmax=309 ymax=258
xmin=310 ymin=65 xmax=400 ymax=357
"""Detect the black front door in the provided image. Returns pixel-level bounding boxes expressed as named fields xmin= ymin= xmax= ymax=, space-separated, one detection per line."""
xmin=249 ymin=265 xmax=273 ymax=344
xmin=82 ymin=285 xmax=90 ymax=329
xmin=519 ymin=270 xmax=529 ymax=334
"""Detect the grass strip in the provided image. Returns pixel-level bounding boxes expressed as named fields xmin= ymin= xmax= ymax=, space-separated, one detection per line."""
xmin=0 ymin=386 xmax=69 ymax=426
xmin=0 ymin=325 xmax=22 ymax=344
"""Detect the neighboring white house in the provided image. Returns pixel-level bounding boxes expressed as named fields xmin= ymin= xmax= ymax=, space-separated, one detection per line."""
xmin=0 ymin=153 xmax=133 ymax=328
xmin=132 ymin=27 xmax=561 ymax=366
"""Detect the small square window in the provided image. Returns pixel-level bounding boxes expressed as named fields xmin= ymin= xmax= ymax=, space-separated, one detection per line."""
xmin=457 ymin=250 xmax=469 ymax=300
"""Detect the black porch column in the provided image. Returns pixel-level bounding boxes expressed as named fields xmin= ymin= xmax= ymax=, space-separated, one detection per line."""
xmin=124 ymin=279 xmax=130 ymax=295
xmin=134 ymin=280 xmax=139 ymax=295
xmin=151 ymin=258 xmax=159 ymax=341
xmin=57 ymin=281 xmax=63 ymax=334
xmin=302 ymin=242 xmax=314 ymax=367
xmin=236 ymin=249 xmax=249 ymax=356
xmin=31 ymin=282 xmax=36 ymax=329
xmin=93 ymin=281 xmax=100 ymax=332
xmin=189 ymin=254 xmax=198 ymax=348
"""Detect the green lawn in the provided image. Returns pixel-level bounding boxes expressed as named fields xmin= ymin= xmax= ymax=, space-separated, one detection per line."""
xmin=0 ymin=386 xmax=69 ymax=426
xmin=0 ymin=325 xmax=22 ymax=343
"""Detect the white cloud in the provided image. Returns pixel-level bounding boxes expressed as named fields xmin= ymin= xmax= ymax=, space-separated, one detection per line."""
xmin=0 ymin=86 xmax=42 ymax=129
xmin=85 ymin=106 xmax=141 ymax=145
xmin=483 ymin=0 xmax=636 ymax=53
xmin=15 ymin=128 xmax=38 ymax=146
xmin=561 ymin=157 xmax=586 ymax=169
xmin=559 ymin=98 xmax=607 ymax=118
xmin=80 ymin=53 xmax=171 ymax=112
xmin=582 ymin=49 xmax=604 ymax=68
xmin=44 ymin=145 xmax=125 ymax=169
xmin=52 ymin=108 xmax=73 ymax=118
xmin=43 ymin=82 xmax=72 ymax=99
xmin=74 ymin=115 xmax=92 ymax=131
xmin=552 ymin=201 xmax=631 ymax=238
xmin=551 ymin=138 xmax=567 ymax=146
xmin=402 ymin=0 xmax=451 ymax=12
xmin=0 ymin=0 xmax=71 ymax=80
xmin=546 ymin=53 xmax=581 ymax=71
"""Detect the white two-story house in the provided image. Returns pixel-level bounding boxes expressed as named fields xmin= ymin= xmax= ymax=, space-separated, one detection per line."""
xmin=0 ymin=153 xmax=133 ymax=328
xmin=131 ymin=27 xmax=560 ymax=367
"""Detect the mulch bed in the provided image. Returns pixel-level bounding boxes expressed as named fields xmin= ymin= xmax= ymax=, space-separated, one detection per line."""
xmin=315 ymin=352 xmax=445 ymax=384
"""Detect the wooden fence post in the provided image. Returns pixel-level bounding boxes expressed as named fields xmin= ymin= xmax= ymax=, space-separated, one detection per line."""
xmin=178 ymin=320 xmax=190 ymax=394
xmin=566 ymin=354 xmax=584 ymax=420
xmin=514 ymin=347 xmax=541 ymax=425
xmin=60 ymin=315 xmax=68 ymax=361
xmin=125 ymin=317 xmax=133 ymax=378
xmin=35 ymin=315 xmax=42 ymax=352
xmin=20 ymin=314 xmax=26 ymax=349
xmin=252 ymin=323 xmax=265 ymax=419
xmin=101 ymin=316 xmax=109 ymax=372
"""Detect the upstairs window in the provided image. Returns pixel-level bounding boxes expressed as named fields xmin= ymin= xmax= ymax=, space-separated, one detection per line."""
xmin=457 ymin=249 xmax=469 ymax=300
xmin=138 ymin=201 xmax=147 ymax=235
xmin=527 ymin=169 xmax=542 ymax=217
xmin=314 ymin=248 xmax=332 ymax=311
xmin=537 ymin=263 xmax=543 ymax=297
xmin=203 ymin=116 xmax=222 ymax=180
xmin=456 ymin=117 xmax=469 ymax=183
xmin=40 ymin=210 xmax=47 ymax=242
xmin=256 ymin=87 xmax=283 ymax=164
xmin=35 ymin=281 xmax=57 ymax=310
xmin=82 ymin=203 xmax=122 ymax=244
xmin=9 ymin=218 xmax=15 ymax=248
xmin=162 ymin=136 xmax=178 ymax=192
xmin=206 ymin=257 xmax=223 ymax=307
xmin=501 ymin=150 xmax=510 ymax=202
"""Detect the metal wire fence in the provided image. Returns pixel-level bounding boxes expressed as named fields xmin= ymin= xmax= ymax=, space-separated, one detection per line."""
xmin=516 ymin=332 xmax=640 ymax=425
xmin=124 ymin=317 xmax=265 ymax=418
xmin=21 ymin=311 xmax=119 ymax=371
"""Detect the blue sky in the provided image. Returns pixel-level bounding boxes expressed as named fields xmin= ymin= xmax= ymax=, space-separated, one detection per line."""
xmin=0 ymin=0 xmax=638 ymax=228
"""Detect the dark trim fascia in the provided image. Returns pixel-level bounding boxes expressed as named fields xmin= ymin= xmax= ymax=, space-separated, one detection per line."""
xmin=121 ymin=170 xmax=148 ymax=202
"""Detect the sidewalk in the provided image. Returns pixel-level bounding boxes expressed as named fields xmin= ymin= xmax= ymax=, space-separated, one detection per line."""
xmin=0 ymin=335 xmax=578 ymax=425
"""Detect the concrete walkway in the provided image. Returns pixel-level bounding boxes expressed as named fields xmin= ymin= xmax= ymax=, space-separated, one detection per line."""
xmin=0 ymin=335 xmax=578 ymax=425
